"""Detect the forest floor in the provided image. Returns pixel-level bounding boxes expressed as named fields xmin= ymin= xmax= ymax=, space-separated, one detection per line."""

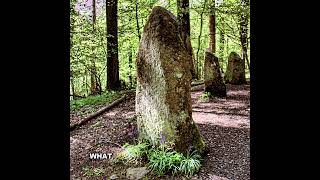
xmin=70 ymin=83 xmax=250 ymax=180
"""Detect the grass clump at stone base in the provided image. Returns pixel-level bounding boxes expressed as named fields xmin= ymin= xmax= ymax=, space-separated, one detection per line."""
xmin=147 ymin=146 xmax=183 ymax=176
xmin=177 ymin=151 xmax=202 ymax=177
xmin=70 ymin=91 xmax=123 ymax=111
xmin=114 ymin=142 xmax=203 ymax=178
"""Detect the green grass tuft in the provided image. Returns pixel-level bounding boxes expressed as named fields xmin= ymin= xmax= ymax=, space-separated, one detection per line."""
xmin=178 ymin=151 xmax=202 ymax=177
xmin=148 ymin=148 xmax=202 ymax=177
xmin=114 ymin=142 xmax=149 ymax=164
xmin=82 ymin=167 xmax=105 ymax=177
xmin=148 ymin=148 xmax=183 ymax=176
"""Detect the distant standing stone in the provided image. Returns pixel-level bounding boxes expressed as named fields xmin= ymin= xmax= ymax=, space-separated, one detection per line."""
xmin=204 ymin=49 xmax=226 ymax=97
xmin=224 ymin=52 xmax=246 ymax=84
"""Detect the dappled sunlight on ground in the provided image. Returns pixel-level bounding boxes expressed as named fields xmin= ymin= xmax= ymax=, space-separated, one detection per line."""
xmin=192 ymin=84 xmax=250 ymax=129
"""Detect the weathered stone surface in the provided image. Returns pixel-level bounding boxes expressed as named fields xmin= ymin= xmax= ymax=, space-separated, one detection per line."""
xmin=136 ymin=6 xmax=206 ymax=154
xmin=204 ymin=49 xmax=226 ymax=97
xmin=109 ymin=174 xmax=119 ymax=179
xmin=224 ymin=52 xmax=246 ymax=84
xmin=126 ymin=167 xmax=150 ymax=180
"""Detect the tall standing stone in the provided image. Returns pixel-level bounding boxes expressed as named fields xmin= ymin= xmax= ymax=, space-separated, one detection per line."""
xmin=135 ymin=6 xmax=206 ymax=154
xmin=224 ymin=52 xmax=246 ymax=84
xmin=204 ymin=49 xmax=226 ymax=97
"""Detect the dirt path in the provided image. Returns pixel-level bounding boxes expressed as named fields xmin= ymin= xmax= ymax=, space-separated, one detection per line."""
xmin=192 ymin=84 xmax=250 ymax=180
xmin=70 ymin=84 xmax=250 ymax=179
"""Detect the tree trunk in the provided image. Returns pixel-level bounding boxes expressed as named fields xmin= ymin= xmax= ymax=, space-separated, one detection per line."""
xmin=70 ymin=75 xmax=76 ymax=100
xmin=89 ymin=0 xmax=100 ymax=95
xmin=239 ymin=0 xmax=250 ymax=71
xmin=90 ymin=70 xmax=98 ymax=95
xmin=225 ymin=37 xmax=229 ymax=71
xmin=135 ymin=0 xmax=141 ymax=40
xmin=177 ymin=0 xmax=190 ymax=43
xmin=219 ymin=17 xmax=225 ymax=73
xmin=106 ymin=0 xmax=120 ymax=90
xmin=177 ymin=0 xmax=196 ymax=79
xmin=196 ymin=0 xmax=207 ymax=79
xmin=90 ymin=47 xmax=99 ymax=95
xmin=92 ymin=0 xmax=96 ymax=29
xmin=128 ymin=47 xmax=132 ymax=88
xmin=81 ymin=76 xmax=85 ymax=96
xmin=85 ymin=69 xmax=89 ymax=96
xmin=96 ymin=73 xmax=102 ymax=94
xmin=208 ymin=0 xmax=216 ymax=53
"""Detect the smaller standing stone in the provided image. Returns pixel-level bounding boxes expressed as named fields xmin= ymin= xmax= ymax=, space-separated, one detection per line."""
xmin=204 ymin=49 xmax=226 ymax=97
xmin=126 ymin=167 xmax=150 ymax=180
xmin=224 ymin=52 xmax=246 ymax=84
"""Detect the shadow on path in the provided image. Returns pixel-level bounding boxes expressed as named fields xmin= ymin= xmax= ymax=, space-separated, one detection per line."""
xmin=197 ymin=123 xmax=250 ymax=180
